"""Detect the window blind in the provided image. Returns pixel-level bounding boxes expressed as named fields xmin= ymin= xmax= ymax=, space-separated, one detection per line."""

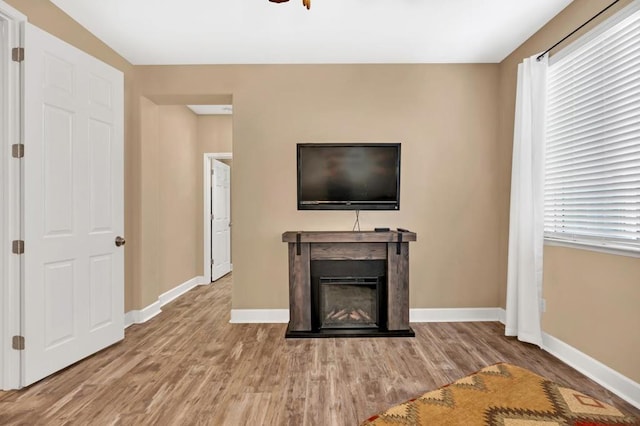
xmin=544 ymin=9 xmax=640 ymax=252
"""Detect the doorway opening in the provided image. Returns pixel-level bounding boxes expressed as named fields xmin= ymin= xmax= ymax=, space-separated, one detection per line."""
xmin=204 ymin=152 xmax=232 ymax=283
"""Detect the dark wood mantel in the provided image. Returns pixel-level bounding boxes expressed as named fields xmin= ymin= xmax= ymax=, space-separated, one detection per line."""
xmin=283 ymin=230 xmax=416 ymax=337
xmin=282 ymin=231 xmax=417 ymax=244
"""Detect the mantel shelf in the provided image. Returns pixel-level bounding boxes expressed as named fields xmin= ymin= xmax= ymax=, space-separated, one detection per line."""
xmin=282 ymin=230 xmax=417 ymax=244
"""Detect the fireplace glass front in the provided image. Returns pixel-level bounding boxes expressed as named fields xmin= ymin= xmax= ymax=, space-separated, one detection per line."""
xmin=320 ymin=277 xmax=379 ymax=329
xmin=310 ymin=260 xmax=387 ymax=333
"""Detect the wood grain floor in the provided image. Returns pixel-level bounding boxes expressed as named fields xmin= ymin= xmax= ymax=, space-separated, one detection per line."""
xmin=1 ymin=273 xmax=638 ymax=425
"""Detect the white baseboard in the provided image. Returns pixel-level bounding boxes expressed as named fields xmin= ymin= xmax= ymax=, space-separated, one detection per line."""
xmin=124 ymin=276 xmax=206 ymax=328
xmin=497 ymin=308 xmax=639 ymax=408
xmin=124 ymin=301 xmax=161 ymax=328
xmin=497 ymin=308 xmax=506 ymax=325
xmin=229 ymin=309 xmax=289 ymax=323
xmin=159 ymin=276 xmax=206 ymax=306
xmin=124 ymin=311 xmax=135 ymax=328
xmin=541 ymin=333 xmax=640 ymax=409
xmin=409 ymin=308 xmax=503 ymax=322
xmin=227 ymin=308 xmax=503 ymax=324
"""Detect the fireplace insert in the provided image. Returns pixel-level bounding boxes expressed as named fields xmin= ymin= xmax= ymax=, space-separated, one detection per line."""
xmin=311 ymin=260 xmax=388 ymax=336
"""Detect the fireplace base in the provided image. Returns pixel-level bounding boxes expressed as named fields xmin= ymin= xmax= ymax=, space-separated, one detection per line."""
xmin=285 ymin=323 xmax=415 ymax=338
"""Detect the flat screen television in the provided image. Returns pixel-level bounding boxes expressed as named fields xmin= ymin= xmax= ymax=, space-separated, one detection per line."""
xmin=297 ymin=143 xmax=401 ymax=210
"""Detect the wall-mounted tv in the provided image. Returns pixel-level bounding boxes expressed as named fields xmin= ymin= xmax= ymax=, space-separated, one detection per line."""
xmin=297 ymin=143 xmax=401 ymax=210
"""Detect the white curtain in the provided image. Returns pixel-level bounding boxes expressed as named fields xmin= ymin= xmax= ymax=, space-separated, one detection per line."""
xmin=505 ymin=54 xmax=548 ymax=346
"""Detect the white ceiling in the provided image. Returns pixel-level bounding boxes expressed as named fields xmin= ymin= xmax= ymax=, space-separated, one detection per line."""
xmin=50 ymin=0 xmax=573 ymax=65
xmin=187 ymin=105 xmax=233 ymax=115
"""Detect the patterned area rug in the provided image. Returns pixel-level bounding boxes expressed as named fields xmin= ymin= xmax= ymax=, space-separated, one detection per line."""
xmin=361 ymin=363 xmax=638 ymax=426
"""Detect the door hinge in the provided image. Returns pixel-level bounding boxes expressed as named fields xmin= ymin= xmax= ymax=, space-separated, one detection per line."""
xmin=12 ymin=47 xmax=24 ymax=62
xmin=12 ymin=144 xmax=24 ymax=158
xmin=12 ymin=240 xmax=24 ymax=254
xmin=12 ymin=335 xmax=25 ymax=350
xmin=210 ymin=213 xmax=214 ymax=221
xmin=211 ymin=259 xmax=215 ymax=265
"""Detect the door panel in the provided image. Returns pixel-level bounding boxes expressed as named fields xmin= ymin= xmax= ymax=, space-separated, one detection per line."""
xmin=89 ymin=254 xmax=113 ymax=330
xmin=88 ymin=119 xmax=113 ymax=232
xmin=43 ymin=261 xmax=75 ymax=348
xmin=42 ymin=105 xmax=74 ymax=236
xmin=23 ymin=23 xmax=124 ymax=386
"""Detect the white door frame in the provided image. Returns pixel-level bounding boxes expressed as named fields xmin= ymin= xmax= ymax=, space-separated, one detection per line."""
xmin=203 ymin=152 xmax=232 ymax=283
xmin=0 ymin=1 xmax=25 ymax=390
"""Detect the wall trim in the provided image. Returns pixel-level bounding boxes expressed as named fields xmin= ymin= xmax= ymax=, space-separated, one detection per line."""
xmin=497 ymin=308 xmax=506 ymax=325
xmin=125 ymin=276 xmax=207 ymax=328
xmin=124 ymin=301 xmax=161 ymax=328
xmin=227 ymin=308 xmax=504 ymax=324
xmin=229 ymin=309 xmax=289 ymax=324
xmin=158 ymin=276 xmax=207 ymax=306
xmin=541 ymin=333 xmax=640 ymax=409
xmin=409 ymin=308 xmax=503 ymax=322
xmin=497 ymin=308 xmax=639 ymax=408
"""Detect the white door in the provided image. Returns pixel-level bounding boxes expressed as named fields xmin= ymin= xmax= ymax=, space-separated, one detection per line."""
xmin=23 ymin=24 xmax=124 ymax=386
xmin=211 ymin=160 xmax=231 ymax=281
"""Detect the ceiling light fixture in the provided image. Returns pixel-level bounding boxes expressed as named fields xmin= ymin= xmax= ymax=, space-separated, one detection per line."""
xmin=269 ymin=0 xmax=310 ymax=10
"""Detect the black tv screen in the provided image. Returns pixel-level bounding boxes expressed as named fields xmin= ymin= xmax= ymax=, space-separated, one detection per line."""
xmin=297 ymin=143 xmax=401 ymax=210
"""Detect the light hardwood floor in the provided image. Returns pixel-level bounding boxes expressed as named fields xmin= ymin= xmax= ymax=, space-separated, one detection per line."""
xmin=1 ymin=273 xmax=638 ymax=425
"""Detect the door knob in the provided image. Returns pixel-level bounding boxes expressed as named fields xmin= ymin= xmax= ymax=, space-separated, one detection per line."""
xmin=115 ymin=236 xmax=126 ymax=247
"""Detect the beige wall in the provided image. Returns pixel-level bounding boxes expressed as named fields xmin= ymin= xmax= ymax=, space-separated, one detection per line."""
xmin=198 ymin=115 xmax=233 ymax=153
xmin=498 ymin=0 xmax=639 ymax=382
xmin=134 ymin=64 xmax=502 ymax=311
xmin=139 ymin=97 xmax=161 ymax=307
xmin=6 ymin=0 xmax=140 ymax=311
xmin=157 ymin=106 xmax=200 ymax=293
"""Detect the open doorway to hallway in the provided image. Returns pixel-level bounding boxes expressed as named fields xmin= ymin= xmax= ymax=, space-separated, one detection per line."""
xmin=136 ymin=97 xmax=233 ymax=311
xmin=188 ymin=104 xmax=233 ymax=283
